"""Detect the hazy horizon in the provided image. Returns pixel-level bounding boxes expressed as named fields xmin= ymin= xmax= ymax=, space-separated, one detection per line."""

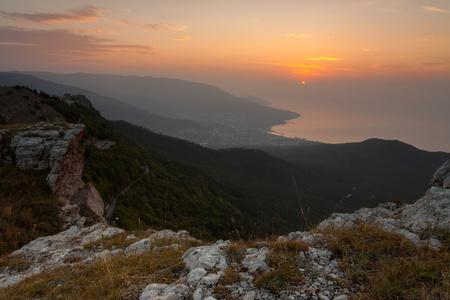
xmin=1 ymin=1 xmax=449 ymax=152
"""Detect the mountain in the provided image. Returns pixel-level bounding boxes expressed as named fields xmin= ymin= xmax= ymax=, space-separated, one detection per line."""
xmin=0 ymin=86 xmax=306 ymax=250
xmin=110 ymin=121 xmax=449 ymax=219
xmin=256 ymin=139 xmax=449 ymax=205
xmin=24 ymin=72 xmax=299 ymax=130
xmin=2 ymin=84 xmax=448 ymax=248
xmin=240 ymin=95 xmax=272 ymax=106
xmin=1 ymin=72 xmax=311 ymax=147
xmin=0 ymin=72 xmax=203 ymax=136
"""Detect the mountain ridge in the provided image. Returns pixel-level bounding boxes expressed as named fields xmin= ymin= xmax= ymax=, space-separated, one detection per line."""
xmin=22 ymin=71 xmax=300 ymax=129
xmin=0 ymin=72 xmax=311 ymax=147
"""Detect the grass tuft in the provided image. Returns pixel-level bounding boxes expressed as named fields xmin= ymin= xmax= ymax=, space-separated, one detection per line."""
xmin=254 ymin=263 xmax=304 ymax=293
xmin=225 ymin=242 xmax=246 ymax=264
xmin=322 ymin=223 xmax=450 ymax=299
xmin=218 ymin=267 xmax=242 ymax=285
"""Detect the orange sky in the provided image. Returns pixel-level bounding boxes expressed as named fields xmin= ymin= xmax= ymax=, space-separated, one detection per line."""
xmin=1 ymin=1 xmax=449 ymax=151
xmin=1 ymin=1 xmax=449 ymax=81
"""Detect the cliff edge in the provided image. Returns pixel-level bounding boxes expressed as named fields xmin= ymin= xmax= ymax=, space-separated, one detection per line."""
xmin=0 ymin=122 xmax=104 ymax=228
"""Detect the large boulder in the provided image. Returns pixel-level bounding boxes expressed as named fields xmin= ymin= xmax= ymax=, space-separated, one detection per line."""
xmin=430 ymin=159 xmax=450 ymax=189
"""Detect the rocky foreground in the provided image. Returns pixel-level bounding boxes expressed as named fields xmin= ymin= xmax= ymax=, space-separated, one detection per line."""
xmin=0 ymin=160 xmax=449 ymax=299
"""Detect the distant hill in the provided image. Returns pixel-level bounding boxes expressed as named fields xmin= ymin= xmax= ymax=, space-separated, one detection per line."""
xmin=256 ymin=139 xmax=449 ymax=205
xmin=241 ymin=95 xmax=272 ymax=106
xmin=0 ymin=72 xmax=204 ymax=135
xmin=0 ymin=86 xmax=65 ymax=124
xmin=23 ymin=72 xmax=299 ymax=131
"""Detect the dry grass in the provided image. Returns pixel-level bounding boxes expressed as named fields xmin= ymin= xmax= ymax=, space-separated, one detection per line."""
xmin=221 ymin=238 xmax=309 ymax=294
xmin=321 ymin=223 xmax=450 ymax=300
xmin=224 ymin=242 xmax=246 ymax=264
xmin=253 ymin=239 xmax=309 ymax=293
xmin=0 ymin=237 xmax=191 ymax=300
xmin=83 ymin=231 xmax=139 ymax=251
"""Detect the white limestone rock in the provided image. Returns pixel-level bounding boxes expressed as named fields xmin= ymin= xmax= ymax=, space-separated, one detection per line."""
xmin=139 ymin=283 xmax=189 ymax=300
xmin=187 ymin=268 xmax=207 ymax=286
xmin=199 ymin=272 xmax=222 ymax=287
xmin=182 ymin=240 xmax=229 ymax=271
xmin=0 ymin=224 xmax=123 ymax=288
xmin=242 ymin=247 xmax=270 ymax=273
xmin=125 ymin=237 xmax=155 ymax=257
xmin=430 ymin=159 xmax=450 ymax=189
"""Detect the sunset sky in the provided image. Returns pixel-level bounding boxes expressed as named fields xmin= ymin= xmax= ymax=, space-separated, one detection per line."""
xmin=1 ymin=0 xmax=449 ymax=151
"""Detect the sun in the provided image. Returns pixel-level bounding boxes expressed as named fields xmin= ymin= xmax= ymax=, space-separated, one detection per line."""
xmin=301 ymin=81 xmax=306 ymax=84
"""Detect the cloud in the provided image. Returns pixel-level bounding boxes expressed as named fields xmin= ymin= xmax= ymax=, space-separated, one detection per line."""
xmin=423 ymin=6 xmax=450 ymax=14
xmin=0 ymin=26 xmax=156 ymax=61
xmin=116 ymin=20 xmax=187 ymax=31
xmin=79 ymin=28 xmax=103 ymax=34
xmin=331 ymin=1 xmax=405 ymax=13
xmin=114 ymin=19 xmax=149 ymax=30
xmin=0 ymin=41 xmax=36 ymax=46
xmin=171 ymin=36 xmax=191 ymax=40
xmin=286 ymin=32 xmax=311 ymax=39
xmin=146 ymin=23 xmax=187 ymax=31
xmin=307 ymin=57 xmax=342 ymax=61
xmin=0 ymin=5 xmax=106 ymax=24
xmin=420 ymin=62 xmax=445 ymax=67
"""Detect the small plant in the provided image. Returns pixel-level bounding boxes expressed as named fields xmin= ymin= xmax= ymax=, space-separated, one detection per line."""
xmin=253 ymin=239 xmax=308 ymax=293
xmin=0 ymin=256 xmax=30 ymax=272
xmin=391 ymin=197 xmax=405 ymax=208
xmin=213 ymin=285 xmax=234 ymax=300
xmin=265 ymin=240 xmax=308 ymax=269
xmin=218 ymin=267 xmax=242 ymax=285
xmin=254 ymin=263 xmax=304 ymax=293
xmin=225 ymin=243 xmax=245 ymax=264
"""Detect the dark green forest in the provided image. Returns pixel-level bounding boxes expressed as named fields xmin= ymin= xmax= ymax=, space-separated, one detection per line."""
xmin=111 ymin=120 xmax=449 ymax=221
xmin=42 ymin=95 xmax=296 ymax=240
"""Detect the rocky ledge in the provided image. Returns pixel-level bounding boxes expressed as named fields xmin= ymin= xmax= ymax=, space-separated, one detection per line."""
xmin=0 ymin=123 xmax=105 ymax=228
xmin=0 ymin=224 xmax=350 ymax=300
xmin=0 ymin=160 xmax=448 ymax=299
